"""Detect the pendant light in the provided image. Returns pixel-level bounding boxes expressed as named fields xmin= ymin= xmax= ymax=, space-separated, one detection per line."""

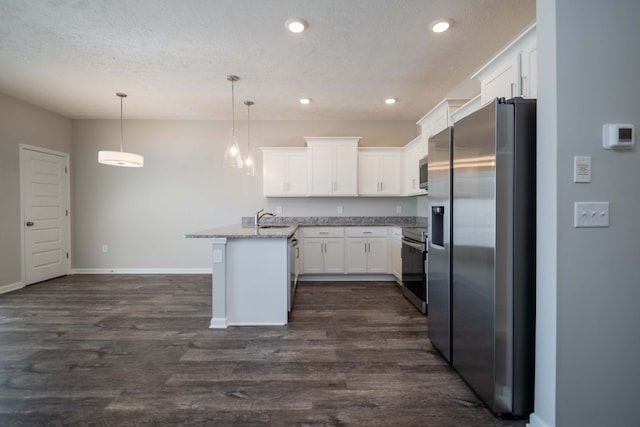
xmin=244 ymin=100 xmax=256 ymax=176
xmin=98 ymin=93 xmax=144 ymax=167
xmin=223 ymin=75 xmax=243 ymax=168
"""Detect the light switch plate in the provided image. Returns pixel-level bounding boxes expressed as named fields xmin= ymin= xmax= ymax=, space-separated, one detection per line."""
xmin=574 ymin=202 xmax=609 ymax=227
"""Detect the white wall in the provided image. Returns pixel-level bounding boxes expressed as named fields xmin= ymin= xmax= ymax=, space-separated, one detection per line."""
xmin=72 ymin=119 xmax=417 ymax=271
xmin=533 ymin=1 xmax=640 ymax=426
xmin=0 ymin=93 xmax=72 ymax=289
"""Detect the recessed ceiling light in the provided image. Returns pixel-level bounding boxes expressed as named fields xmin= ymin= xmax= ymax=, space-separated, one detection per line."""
xmin=430 ymin=19 xmax=452 ymax=33
xmin=299 ymin=97 xmax=311 ymax=105
xmin=286 ymin=18 xmax=308 ymax=33
xmin=385 ymin=98 xmax=397 ymax=105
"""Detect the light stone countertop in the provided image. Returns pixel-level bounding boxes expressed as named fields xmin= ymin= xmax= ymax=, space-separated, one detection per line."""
xmin=185 ymin=224 xmax=298 ymax=239
xmin=185 ymin=216 xmax=427 ymax=239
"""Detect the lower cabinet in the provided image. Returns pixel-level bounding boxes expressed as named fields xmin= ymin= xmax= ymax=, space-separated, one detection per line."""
xmin=301 ymin=226 xmax=397 ymax=276
xmin=345 ymin=227 xmax=390 ymax=274
xmin=302 ymin=228 xmax=345 ymax=274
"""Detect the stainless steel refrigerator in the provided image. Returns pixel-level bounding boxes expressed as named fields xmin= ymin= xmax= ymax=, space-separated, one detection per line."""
xmin=451 ymin=98 xmax=536 ymax=417
xmin=427 ymin=126 xmax=453 ymax=362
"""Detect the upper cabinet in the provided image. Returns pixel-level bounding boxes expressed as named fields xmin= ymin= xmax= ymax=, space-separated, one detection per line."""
xmin=417 ymin=98 xmax=468 ymax=145
xmin=358 ymin=148 xmax=403 ymax=196
xmin=403 ymin=136 xmax=427 ymax=196
xmin=449 ymin=95 xmax=482 ymax=124
xmin=260 ymin=148 xmax=308 ymax=197
xmin=305 ymin=137 xmax=360 ymax=197
xmin=472 ymin=23 xmax=537 ymax=104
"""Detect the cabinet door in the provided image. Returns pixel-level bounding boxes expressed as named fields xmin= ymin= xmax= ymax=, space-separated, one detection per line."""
xmin=367 ymin=238 xmax=389 ymax=273
xmin=520 ymin=40 xmax=537 ymax=98
xmin=379 ymin=152 xmax=402 ymax=195
xmin=303 ymin=238 xmax=324 ymax=274
xmin=287 ymin=151 xmax=308 ymax=195
xmin=308 ymin=144 xmax=334 ymax=195
xmin=323 ymin=238 xmax=345 ymax=273
xmin=345 ymin=238 xmax=368 ymax=273
xmin=263 ymin=151 xmax=288 ymax=196
xmin=358 ymin=152 xmax=381 ymax=195
xmin=334 ymin=143 xmax=358 ymax=195
xmin=481 ymin=54 xmax=519 ymax=103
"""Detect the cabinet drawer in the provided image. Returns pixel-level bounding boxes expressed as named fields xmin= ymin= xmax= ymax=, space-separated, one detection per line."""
xmin=303 ymin=227 xmax=344 ymax=238
xmin=345 ymin=227 xmax=388 ymax=237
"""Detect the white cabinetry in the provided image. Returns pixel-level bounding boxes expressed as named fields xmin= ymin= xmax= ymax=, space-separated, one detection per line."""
xmin=358 ymin=148 xmax=402 ymax=196
xmin=520 ymin=36 xmax=537 ymax=98
xmin=305 ymin=137 xmax=360 ymax=196
xmin=260 ymin=148 xmax=308 ymax=197
xmin=302 ymin=227 xmax=345 ymax=274
xmin=472 ymin=23 xmax=537 ymax=104
xmin=450 ymin=95 xmax=482 ymax=124
xmin=417 ymin=98 xmax=468 ymax=142
xmin=403 ymin=136 xmax=427 ymax=196
xmin=345 ymin=227 xmax=389 ymax=274
xmin=391 ymin=227 xmax=402 ymax=282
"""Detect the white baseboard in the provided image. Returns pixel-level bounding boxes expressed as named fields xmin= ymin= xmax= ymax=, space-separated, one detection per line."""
xmin=0 ymin=281 xmax=25 ymax=295
xmin=209 ymin=318 xmax=228 ymax=329
xmin=71 ymin=268 xmax=211 ymax=275
xmin=527 ymin=413 xmax=553 ymax=427
xmin=298 ymin=274 xmax=395 ymax=282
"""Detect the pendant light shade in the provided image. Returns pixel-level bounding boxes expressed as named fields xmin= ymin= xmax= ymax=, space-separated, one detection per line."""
xmin=98 ymin=150 xmax=144 ymax=167
xmin=244 ymin=100 xmax=256 ymax=177
xmin=223 ymin=75 xmax=243 ymax=168
xmin=98 ymin=93 xmax=144 ymax=167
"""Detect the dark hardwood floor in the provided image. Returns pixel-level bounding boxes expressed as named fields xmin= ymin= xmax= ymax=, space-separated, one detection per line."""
xmin=0 ymin=275 xmax=526 ymax=426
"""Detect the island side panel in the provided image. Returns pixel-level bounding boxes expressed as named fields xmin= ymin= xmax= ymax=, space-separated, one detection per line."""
xmin=210 ymin=238 xmax=228 ymax=328
xmin=226 ymin=238 xmax=289 ymax=326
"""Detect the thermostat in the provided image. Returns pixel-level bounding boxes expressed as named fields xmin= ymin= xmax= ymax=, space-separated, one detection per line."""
xmin=603 ymin=124 xmax=634 ymax=149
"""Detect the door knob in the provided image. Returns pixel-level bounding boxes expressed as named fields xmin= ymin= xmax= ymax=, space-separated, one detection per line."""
xmin=26 ymin=221 xmax=34 ymax=227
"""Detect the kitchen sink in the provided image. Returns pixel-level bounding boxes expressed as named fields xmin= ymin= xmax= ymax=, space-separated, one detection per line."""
xmin=257 ymin=224 xmax=291 ymax=229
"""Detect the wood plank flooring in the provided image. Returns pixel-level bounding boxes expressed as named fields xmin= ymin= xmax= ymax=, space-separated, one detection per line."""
xmin=0 ymin=275 xmax=526 ymax=426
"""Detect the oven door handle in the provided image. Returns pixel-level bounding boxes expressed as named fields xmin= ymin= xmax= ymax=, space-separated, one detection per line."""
xmin=401 ymin=238 xmax=424 ymax=251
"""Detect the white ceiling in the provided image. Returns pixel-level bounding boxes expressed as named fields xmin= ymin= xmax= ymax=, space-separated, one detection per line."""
xmin=0 ymin=0 xmax=535 ymax=121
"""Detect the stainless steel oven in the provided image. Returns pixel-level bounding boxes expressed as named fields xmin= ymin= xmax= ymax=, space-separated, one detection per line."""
xmin=401 ymin=227 xmax=428 ymax=314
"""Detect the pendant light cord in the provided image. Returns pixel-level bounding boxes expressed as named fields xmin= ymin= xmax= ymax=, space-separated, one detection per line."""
xmin=231 ymin=78 xmax=236 ymax=137
xmin=120 ymin=95 xmax=124 ymax=152
xmin=247 ymin=103 xmax=251 ymax=150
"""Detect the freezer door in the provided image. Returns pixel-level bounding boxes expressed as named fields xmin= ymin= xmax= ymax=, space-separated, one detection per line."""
xmin=427 ymin=127 xmax=453 ymax=362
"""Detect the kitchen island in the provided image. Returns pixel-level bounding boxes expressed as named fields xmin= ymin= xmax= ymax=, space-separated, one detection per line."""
xmin=185 ymin=224 xmax=297 ymax=328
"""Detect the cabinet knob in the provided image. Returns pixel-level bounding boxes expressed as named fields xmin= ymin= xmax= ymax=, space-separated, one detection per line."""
xmin=26 ymin=221 xmax=34 ymax=227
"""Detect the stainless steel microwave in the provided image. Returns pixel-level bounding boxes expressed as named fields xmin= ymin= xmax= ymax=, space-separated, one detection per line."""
xmin=419 ymin=156 xmax=428 ymax=190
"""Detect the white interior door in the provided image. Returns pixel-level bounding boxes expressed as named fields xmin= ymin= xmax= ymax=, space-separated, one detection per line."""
xmin=21 ymin=147 xmax=70 ymax=285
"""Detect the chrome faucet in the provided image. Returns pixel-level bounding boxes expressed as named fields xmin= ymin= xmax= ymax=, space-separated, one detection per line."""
xmin=254 ymin=208 xmax=276 ymax=227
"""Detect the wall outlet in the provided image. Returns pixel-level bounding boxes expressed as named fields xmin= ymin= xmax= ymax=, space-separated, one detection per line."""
xmin=101 ymin=244 xmax=108 ymax=253
xmin=337 ymin=206 xmax=344 ymax=214
xmin=213 ymin=249 xmax=223 ymax=264
xmin=276 ymin=206 xmax=283 ymax=215
xmin=396 ymin=205 xmax=402 ymax=214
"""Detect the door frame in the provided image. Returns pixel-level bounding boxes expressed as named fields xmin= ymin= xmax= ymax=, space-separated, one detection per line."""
xmin=19 ymin=144 xmax=72 ymax=285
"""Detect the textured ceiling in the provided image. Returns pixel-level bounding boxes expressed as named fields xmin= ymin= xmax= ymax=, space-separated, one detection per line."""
xmin=0 ymin=0 xmax=535 ymax=121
